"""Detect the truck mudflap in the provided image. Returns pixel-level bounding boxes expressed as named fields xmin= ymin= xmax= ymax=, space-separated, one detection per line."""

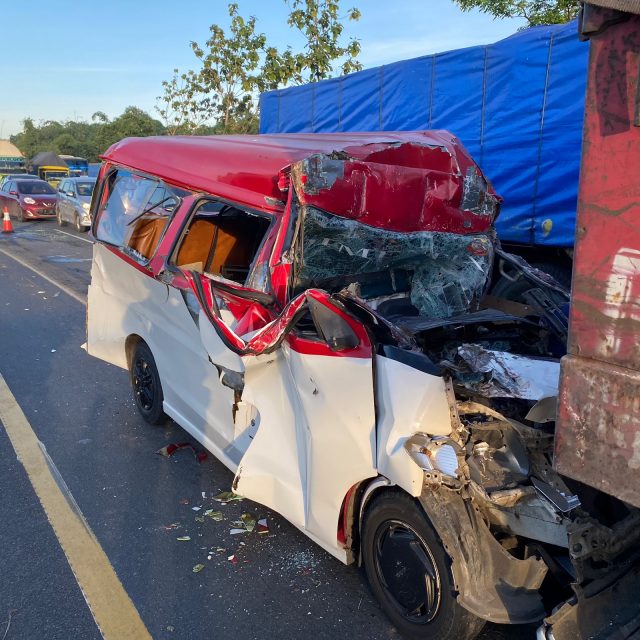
xmin=419 ymin=486 xmax=548 ymax=624
xmin=538 ymin=563 xmax=640 ymax=640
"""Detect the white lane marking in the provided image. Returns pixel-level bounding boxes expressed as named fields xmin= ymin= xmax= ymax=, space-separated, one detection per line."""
xmin=0 ymin=248 xmax=87 ymax=306
xmin=53 ymin=228 xmax=94 ymax=244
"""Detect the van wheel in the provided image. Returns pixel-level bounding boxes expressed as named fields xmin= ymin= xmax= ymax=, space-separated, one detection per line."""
xmin=130 ymin=342 xmax=167 ymax=425
xmin=361 ymin=492 xmax=485 ymax=640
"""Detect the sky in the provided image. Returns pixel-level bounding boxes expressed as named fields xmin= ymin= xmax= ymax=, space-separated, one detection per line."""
xmin=1 ymin=0 xmax=525 ymax=138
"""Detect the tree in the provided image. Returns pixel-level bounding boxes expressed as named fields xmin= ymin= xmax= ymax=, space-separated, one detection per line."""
xmin=452 ymin=0 xmax=580 ymax=26
xmin=94 ymin=107 xmax=165 ymax=153
xmin=156 ymin=0 xmax=362 ymax=133
xmin=187 ymin=3 xmax=269 ymax=134
xmin=10 ymin=107 xmax=166 ymax=161
xmin=156 ymin=68 xmax=216 ymax=135
xmin=286 ymin=0 xmax=362 ymax=83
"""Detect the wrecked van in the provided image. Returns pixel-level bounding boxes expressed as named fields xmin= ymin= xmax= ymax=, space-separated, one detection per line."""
xmin=86 ymin=132 xmax=636 ymax=640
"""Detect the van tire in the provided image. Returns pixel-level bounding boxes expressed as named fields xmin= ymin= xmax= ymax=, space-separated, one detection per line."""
xmin=361 ymin=491 xmax=485 ymax=640
xmin=130 ymin=342 xmax=168 ymax=425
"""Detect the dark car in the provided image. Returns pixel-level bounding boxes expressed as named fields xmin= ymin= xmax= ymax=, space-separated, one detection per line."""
xmin=0 ymin=178 xmax=58 ymax=221
xmin=57 ymin=177 xmax=96 ymax=232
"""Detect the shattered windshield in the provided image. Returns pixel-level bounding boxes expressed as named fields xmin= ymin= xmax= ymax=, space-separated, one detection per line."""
xmin=294 ymin=206 xmax=493 ymax=319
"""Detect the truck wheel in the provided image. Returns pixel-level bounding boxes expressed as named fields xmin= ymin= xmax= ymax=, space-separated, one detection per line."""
xmin=361 ymin=491 xmax=485 ymax=640
xmin=130 ymin=342 xmax=167 ymax=425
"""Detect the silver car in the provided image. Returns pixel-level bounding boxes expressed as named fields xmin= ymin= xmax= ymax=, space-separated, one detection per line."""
xmin=56 ymin=177 xmax=96 ymax=232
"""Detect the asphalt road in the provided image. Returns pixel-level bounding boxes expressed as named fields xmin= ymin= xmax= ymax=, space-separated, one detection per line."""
xmin=0 ymin=220 xmax=535 ymax=640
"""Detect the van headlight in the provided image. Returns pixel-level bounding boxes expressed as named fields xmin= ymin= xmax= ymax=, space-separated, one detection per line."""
xmin=404 ymin=433 xmax=460 ymax=478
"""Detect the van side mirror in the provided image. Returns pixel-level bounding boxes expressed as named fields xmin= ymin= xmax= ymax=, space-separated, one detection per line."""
xmin=308 ymin=298 xmax=360 ymax=351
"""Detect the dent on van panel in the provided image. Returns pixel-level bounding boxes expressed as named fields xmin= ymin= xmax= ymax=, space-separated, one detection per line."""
xmin=233 ymin=344 xmax=377 ymax=562
xmin=374 ymin=355 xmax=452 ymax=497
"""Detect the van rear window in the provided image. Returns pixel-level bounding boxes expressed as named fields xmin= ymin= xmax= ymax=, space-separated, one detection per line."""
xmin=95 ymin=170 xmax=185 ymax=263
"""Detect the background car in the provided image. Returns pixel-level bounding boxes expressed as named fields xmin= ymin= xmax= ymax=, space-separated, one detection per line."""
xmin=56 ymin=177 xmax=96 ymax=232
xmin=0 ymin=173 xmax=39 ymax=189
xmin=0 ymin=178 xmax=58 ymax=221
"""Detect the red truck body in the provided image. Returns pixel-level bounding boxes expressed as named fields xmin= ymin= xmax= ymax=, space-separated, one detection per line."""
xmin=555 ymin=4 xmax=640 ymax=508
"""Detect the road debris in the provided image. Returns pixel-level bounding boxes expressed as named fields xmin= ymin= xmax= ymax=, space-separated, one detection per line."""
xmin=163 ymin=523 xmax=181 ymax=531
xmin=176 ymin=536 xmax=191 ymax=542
xmin=191 ymin=506 xmax=202 ymax=511
xmin=195 ymin=516 xmax=205 ymax=523
xmin=240 ymin=513 xmax=256 ymax=532
xmin=257 ymin=518 xmax=269 ymax=534
xmin=192 ymin=564 xmax=205 ymax=573
xmin=204 ymin=509 xmax=223 ymax=521
xmin=214 ymin=491 xmax=244 ymax=503
xmin=228 ymin=554 xmax=237 ymax=564
xmin=156 ymin=442 xmax=208 ymax=463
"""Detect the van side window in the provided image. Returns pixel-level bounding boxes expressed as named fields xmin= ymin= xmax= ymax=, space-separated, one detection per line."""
xmin=95 ymin=170 xmax=183 ymax=263
xmin=172 ymin=200 xmax=271 ymax=287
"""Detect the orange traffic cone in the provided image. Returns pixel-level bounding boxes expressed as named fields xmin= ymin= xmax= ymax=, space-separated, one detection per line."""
xmin=2 ymin=206 xmax=13 ymax=234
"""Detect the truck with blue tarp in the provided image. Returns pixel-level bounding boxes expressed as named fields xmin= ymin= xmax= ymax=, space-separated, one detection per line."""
xmin=259 ymin=20 xmax=588 ymax=292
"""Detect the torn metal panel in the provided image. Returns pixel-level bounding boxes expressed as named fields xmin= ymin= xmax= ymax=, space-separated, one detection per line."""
xmin=419 ymin=487 xmax=547 ymax=624
xmin=540 ymin=561 xmax=640 ymax=640
xmin=290 ymin=136 xmax=500 ymax=235
xmin=454 ymin=344 xmax=560 ymax=400
xmin=233 ymin=338 xmax=377 ymax=562
xmin=374 ymin=354 xmax=453 ymax=497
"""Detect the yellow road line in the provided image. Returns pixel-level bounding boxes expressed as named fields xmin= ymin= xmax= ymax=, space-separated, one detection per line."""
xmin=0 ymin=375 xmax=151 ymax=640
xmin=0 ymin=248 xmax=87 ymax=306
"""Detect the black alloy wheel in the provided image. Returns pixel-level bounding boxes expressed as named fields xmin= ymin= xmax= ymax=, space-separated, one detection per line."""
xmin=130 ymin=341 xmax=167 ymax=425
xmin=373 ymin=520 xmax=442 ymax=624
xmin=362 ymin=491 xmax=485 ymax=640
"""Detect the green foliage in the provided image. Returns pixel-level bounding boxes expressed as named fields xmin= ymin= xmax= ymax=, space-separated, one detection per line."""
xmin=156 ymin=0 xmax=361 ymax=134
xmin=286 ymin=0 xmax=362 ymax=82
xmin=453 ymin=0 xmax=580 ymax=26
xmin=188 ymin=3 xmax=268 ymax=133
xmin=94 ymin=106 xmax=165 ymax=152
xmin=156 ymin=68 xmax=215 ymax=135
xmin=10 ymin=107 xmax=165 ymax=162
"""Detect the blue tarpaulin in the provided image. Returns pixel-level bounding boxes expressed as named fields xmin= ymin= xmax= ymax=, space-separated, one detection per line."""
xmin=259 ymin=21 xmax=588 ymax=247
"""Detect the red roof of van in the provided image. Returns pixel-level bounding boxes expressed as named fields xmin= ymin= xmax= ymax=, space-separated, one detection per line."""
xmin=101 ymin=131 xmax=491 ymax=216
